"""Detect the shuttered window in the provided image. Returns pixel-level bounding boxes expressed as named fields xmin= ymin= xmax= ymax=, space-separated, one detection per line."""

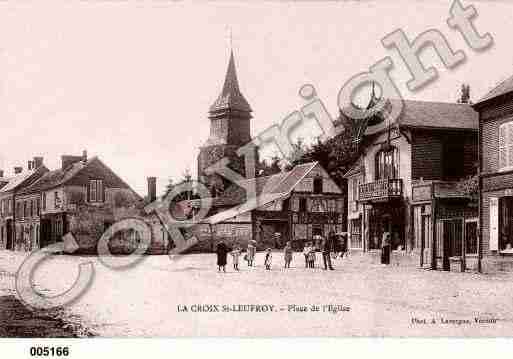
xmin=88 ymin=180 xmax=105 ymax=203
xmin=498 ymin=121 xmax=513 ymax=171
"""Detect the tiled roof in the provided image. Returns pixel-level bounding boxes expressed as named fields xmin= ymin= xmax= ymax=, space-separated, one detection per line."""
xmin=17 ymin=159 xmax=88 ymax=195
xmin=204 ymin=162 xmax=319 ymax=224
xmin=209 ymin=51 xmax=252 ymax=114
xmin=204 ymin=162 xmax=319 ymax=208
xmin=272 ymin=162 xmax=318 ymax=193
xmin=476 ymin=74 xmax=513 ymax=105
xmin=0 ymin=169 xmax=39 ymax=193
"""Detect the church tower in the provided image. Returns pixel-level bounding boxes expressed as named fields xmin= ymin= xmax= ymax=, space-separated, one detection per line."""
xmin=197 ymin=50 xmax=256 ymax=196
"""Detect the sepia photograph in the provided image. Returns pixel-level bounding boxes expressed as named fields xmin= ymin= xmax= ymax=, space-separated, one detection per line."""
xmin=1 ymin=0 xmax=513 ymax=355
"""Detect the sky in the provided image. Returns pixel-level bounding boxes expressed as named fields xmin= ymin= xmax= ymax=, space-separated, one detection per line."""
xmin=0 ymin=0 xmax=512 ymax=196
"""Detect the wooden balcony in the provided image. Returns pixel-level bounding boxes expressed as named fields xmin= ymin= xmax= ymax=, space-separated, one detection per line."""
xmin=358 ymin=178 xmax=403 ymax=203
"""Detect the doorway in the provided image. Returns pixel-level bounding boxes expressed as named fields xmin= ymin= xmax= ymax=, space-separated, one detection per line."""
xmin=5 ymin=220 xmax=13 ymax=250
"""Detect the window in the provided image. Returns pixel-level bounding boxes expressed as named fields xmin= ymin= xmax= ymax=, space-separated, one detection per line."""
xmin=351 ymin=178 xmax=360 ymax=212
xmin=36 ymin=198 xmax=40 ymax=216
xmin=498 ymin=197 xmax=513 ymax=251
xmin=29 ymin=200 xmax=33 ymax=218
xmin=465 ymin=220 xmax=478 ymax=255
xmin=311 ymin=199 xmax=326 ymax=213
xmin=350 ymin=218 xmax=362 ymax=249
xmin=313 ymin=177 xmax=323 ymax=194
xmin=327 ymin=199 xmax=336 ymax=213
xmin=498 ymin=121 xmax=513 ymax=172
xmin=375 ymin=147 xmax=399 ymax=180
xmin=282 ymin=198 xmax=290 ymax=211
xmin=442 ymin=219 xmax=463 ymax=257
xmin=88 ymin=180 xmax=104 ymax=203
xmin=42 ymin=193 xmax=46 ymax=211
xmin=299 ymin=198 xmax=307 ymax=212
xmin=54 ymin=191 xmax=60 ymax=208
xmin=23 ymin=201 xmax=27 ymax=218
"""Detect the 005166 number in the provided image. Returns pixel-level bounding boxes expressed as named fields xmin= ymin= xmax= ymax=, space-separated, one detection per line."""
xmin=30 ymin=347 xmax=70 ymax=357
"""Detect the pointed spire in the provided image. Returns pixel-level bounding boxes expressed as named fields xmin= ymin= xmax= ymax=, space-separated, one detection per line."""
xmin=210 ymin=50 xmax=252 ymax=114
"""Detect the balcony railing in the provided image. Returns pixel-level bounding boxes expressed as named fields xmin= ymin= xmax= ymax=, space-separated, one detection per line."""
xmin=358 ymin=178 xmax=403 ymax=202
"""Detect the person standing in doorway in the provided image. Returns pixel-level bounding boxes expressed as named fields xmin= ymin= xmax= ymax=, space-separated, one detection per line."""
xmin=321 ymin=232 xmax=335 ymax=271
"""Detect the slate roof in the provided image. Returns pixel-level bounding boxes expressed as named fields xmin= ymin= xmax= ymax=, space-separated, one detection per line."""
xmin=209 ymin=51 xmax=252 ymax=114
xmin=476 ymin=74 xmax=513 ymax=105
xmin=362 ymin=99 xmax=477 ymax=136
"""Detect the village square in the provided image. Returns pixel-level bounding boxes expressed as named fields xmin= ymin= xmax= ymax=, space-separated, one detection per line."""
xmin=1 ymin=0 xmax=513 ymax=338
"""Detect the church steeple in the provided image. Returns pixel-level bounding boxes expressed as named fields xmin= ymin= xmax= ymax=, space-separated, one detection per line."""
xmin=198 ymin=49 xmax=256 ymax=196
xmin=209 ymin=50 xmax=252 ymax=115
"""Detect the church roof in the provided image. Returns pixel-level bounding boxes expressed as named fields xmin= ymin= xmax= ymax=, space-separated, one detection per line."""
xmin=204 ymin=162 xmax=320 ymax=224
xmin=209 ymin=51 xmax=252 ymax=114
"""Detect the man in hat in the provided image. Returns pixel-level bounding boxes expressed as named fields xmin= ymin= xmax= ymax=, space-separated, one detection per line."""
xmin=321 ymin=232 xmax=335 ymax=270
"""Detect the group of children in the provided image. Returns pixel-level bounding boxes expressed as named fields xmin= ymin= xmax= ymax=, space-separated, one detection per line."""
xmin=221 ymin=240 xmax=343 ymax=272
xmin=302 ymin=242 xmax=317 ymax=268
xmin=230 ymin=246 xmax=275 ymax=270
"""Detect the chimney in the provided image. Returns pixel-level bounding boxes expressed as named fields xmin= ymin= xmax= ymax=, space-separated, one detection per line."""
xmin=27 ymin=160 xmax=33 ymax=171
xmin=0 ymin=170 xmax=4 ymax=178
xmin=61 ymin=155 xmax=83 ymax=170
xmin=14 ymin=167 xmax=22 ymax=174
xmin=33 ymin=157 xmax=44 ymax=169
xmin=82 ymin=150 xmax=88 ymax=163
xmin=147 ymin=177 xmax=157 ymax=203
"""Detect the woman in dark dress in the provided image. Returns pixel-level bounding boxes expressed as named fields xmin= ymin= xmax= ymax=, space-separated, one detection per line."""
xmin=381 ymin=232 xmax=391 ymax=265
xmin=216 ymin=241 xmax=230 ymax=272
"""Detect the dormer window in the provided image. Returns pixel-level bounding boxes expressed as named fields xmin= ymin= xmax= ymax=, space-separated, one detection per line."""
xmin=375 ymin=146 xmax=399 ymax=180
xmin=89 ymin=180 xmax=104 ymax=203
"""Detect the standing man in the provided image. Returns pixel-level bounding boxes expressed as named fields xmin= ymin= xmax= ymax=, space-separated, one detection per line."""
xmin=273 ymin=232 xmax=282 ymax=249
xmin=321 ymin=232 xmax=335 ymax=270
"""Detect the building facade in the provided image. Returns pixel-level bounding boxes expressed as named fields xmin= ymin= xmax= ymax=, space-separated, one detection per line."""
xmin=191 ymin=161 xmax=345 ymax=251
xmin=344 ymin=99 xmax=479 ymax=271
xmin=474 ymin=75 xmax=513 ymax=272
xmin=0 ymin=159 xmax=48 ymax=251
xmin=11 ymin=152 xmax=141 ymax=253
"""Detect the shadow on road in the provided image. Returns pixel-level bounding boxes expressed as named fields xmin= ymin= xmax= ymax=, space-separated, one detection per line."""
xmin=0 ymin=295 xmax=95 ymax=338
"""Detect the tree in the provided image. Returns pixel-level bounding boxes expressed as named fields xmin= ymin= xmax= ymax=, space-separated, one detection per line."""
xmin=257 ymin=155 xmax=282 ymax=176
xmin=288 ymin=111 xmax=362 ymax=187
xmin=162 ymin=169 xmax=195 ymax=201
xmin=457 ymin=84 xmax=471 ymax=104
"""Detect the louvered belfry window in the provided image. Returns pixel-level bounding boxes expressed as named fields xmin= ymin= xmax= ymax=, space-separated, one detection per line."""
xmin=498 ymin=122 xmax=513 ymax=172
